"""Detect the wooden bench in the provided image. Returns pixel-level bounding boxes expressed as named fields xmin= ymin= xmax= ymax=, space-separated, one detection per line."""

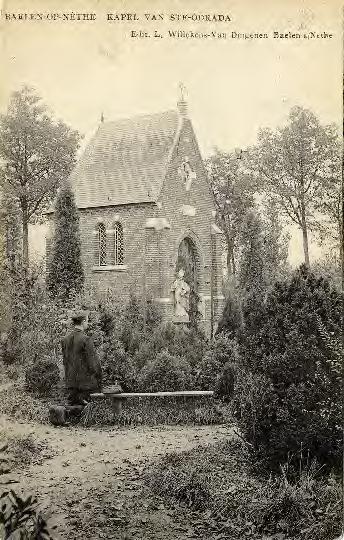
xmin=90 ymin=390 xmax=214 ymax=418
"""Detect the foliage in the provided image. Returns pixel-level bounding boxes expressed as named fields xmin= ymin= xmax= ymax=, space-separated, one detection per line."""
xmin=251 ymin=107 xmax=339 ymax=266
xmin=146 ymin=440 xmax=251 ymax=514
xmin=262 ymin=198 xmax=291 ymax=285
xmin=87 ymin=396 xmax=226 ymax=427
xmin=0 ymin=490 xmax=52 ymax=539
xmin=216 ymin=289 xmax=243 ymax=338
xmin=0 ymin=195 xmax=22 ymax=271
xmin=188 ymin=287 xmax=203 ymax=330
xmin=68 ymin=290 xmax=207 ymax=392
xmin=2 ymin=262 xmax=69 ymax=366
xmin=206 ymin=148 xmax=256 ymax=275
xmin=0 ymin=86 xmax=80 ymax=265
xmin=90 ymin=292 xmax=206 ymax=391
xmin=214 ymin=361 xmax=236 ymax=402
xmin=233 ymin=264 xmax=343 ymax=471
xmin=117 ymin=294 xmax=162 ymax=357
xmin=134 ymin=322 xmax=206 ymax=373
xmin=101 ymin=339 xmax=136 ymax=392
xmin=46 ymin=185 xmax=84 ymax=301
xmin=80 ymin=292 xmax=163 ymax=389
xmin=253 ymin=465 xmax=342 ymax=540
xmin=312 ymin=132 xmax=342 ymax=264
xmin=0 ymin=381 xmax=48 ymax=423
xmin=4 ymin=364 xmax=20 ymax=381
xmin=1 ymin=270 xmax=207 ymax=396
xmin=0 ymin=196 xmax=22 ymax=334
xmin=0 ymin=431 xmax=52 ymax=471
xmin=146 ymin=439 xmax=343 ymax=540
xmin=197 ymin=334 xmax=238 ymax=390
xmin=312 ymin=254 xmax=342 ymax=290
xmin=139 ymin=350 xmax=193 ymax=392
xmin=238 ymin=209 xmax=267 ymax=294
xmin=228 ymin=203 xmax=290 ymax=296
xmin=25 ymin=358 xmax=60 ymax=395
xmin=2 ymin=261 xmax=48 ymax=364
xmin=0 ymin=334 xmax=16 ymax=366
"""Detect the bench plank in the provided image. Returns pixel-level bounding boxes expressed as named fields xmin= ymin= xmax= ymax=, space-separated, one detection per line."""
xmin=91 ymin=390 xmax=214 ymax=399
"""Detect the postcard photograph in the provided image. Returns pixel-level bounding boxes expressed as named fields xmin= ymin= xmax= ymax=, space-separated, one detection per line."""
xmin=0 ymin=0 xmax=343 ymax=539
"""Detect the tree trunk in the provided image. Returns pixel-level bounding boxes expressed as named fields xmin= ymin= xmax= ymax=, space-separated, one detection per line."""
xmin=341 ymin=170 xmax=344 ymax=290
xmin=231 ymin=252 xmax=236 ymax=275
xmin=22 ymin=205 xmax=29 ymax=268
xmin=339 ymin=219 xmax=344 ymax=288
xmin=300 ymin=197 xmax=310 ymax=267
xmin=226 ymin=249 xmax=232 ymax=275
xmin=225 ymin=232 xmax=235 ymax=276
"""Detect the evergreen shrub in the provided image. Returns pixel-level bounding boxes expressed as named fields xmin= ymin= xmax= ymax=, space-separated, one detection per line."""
xmin=139 ymin=350 xmax=193 ymax=392
xmin=25 ymin=358 xmax=60 ymax=395
xmin=229 ymin=265 xmax=343 ymax=471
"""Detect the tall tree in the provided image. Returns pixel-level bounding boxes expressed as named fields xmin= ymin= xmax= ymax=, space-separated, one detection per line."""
xmin=238 ymin=209 xmax=266 ymax=295
xmin=262 ymin=198 xmax=290 ymax=285
xmin=0 ymin=191 xmax=28 ymax=335
xmin=0 ymin=87 xmax=80 ymax=267
xmin=253 ymin=107 xmax=337 ymax=267
xmin=206 ymin=149 xmax=255 ymax=275
xmin=0 ymin=195 xmax=9 ymax=332
xmin=312 ymin=128 xmax=342 ymax=268
xmin=1 ymin=194 xmax=22 ymax=271
xmin=46 ymin=184 xmax=84 ymax=301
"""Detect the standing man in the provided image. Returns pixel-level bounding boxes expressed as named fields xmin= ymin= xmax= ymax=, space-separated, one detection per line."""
xmin=61 ymin=310 xmax=102 ymax=406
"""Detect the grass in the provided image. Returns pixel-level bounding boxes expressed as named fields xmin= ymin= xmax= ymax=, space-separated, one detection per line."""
xmin=84 ymin=396 xmax=230 ymax=427
xmin=145 ymin=438 xmax=343 ymax=540
xmin=0 ymin=432 xmax=53 ymax=470
xmin=0 ymin=382 xmax=49 ymax=424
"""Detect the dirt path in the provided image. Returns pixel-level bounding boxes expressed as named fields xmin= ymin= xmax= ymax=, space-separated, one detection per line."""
xmin=0 ymin=416 xmax=233 ymax=539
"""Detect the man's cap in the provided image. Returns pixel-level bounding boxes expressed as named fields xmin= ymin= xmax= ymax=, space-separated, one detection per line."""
xmin=70 ymin=310 xmax=89 ymax=324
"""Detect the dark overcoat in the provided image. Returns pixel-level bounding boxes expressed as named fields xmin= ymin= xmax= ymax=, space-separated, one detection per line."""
xmin=61 ymin=329 xmax=102 ymax=391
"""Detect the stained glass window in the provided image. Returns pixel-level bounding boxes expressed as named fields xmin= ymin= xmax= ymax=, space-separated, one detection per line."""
xmin=114 ymin=222 xmax=124 ymax=265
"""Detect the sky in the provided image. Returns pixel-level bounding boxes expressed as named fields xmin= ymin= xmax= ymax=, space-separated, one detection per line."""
xmin=0 ymin=0 xmax=342 ymax=264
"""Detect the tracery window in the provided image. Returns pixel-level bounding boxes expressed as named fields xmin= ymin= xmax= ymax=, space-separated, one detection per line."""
xmin=114 ymin=222 xmax=124 ymax=265
xmin=97 ymin=223 xmax=107 ymax=266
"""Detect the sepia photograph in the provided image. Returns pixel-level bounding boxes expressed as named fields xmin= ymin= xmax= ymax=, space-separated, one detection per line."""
xmin=0 ymin=0 xmax=343 ymax=538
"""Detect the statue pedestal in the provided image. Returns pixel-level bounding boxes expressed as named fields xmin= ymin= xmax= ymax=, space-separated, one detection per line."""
xmin=173 ymin=314 xmax=189 ymax=325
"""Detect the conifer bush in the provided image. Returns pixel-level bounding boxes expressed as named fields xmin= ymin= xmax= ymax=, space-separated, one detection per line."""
xmin=134 ymin=321 xmax=206 ymax=374
xmin=231 ymin=265 xmax=343 ymax=471
xmin=139 ymin=350 xmax=193 ymax=392
xmin=46 ymin=184 xmax=84 ymax=301
xmin=101 ymin=339 xmax=137 ymax=391
xmin=215 ymin=291 xmax=243 ymax=338
xmin=196 ymin=333 xmax=237 ymax=391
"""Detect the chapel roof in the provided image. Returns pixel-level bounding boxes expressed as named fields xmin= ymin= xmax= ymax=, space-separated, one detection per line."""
xmin=70 ymin=109 xmax=182 ymax=209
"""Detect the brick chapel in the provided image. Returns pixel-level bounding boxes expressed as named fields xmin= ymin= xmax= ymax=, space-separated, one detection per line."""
xmin=48 ymin=98 xmax=225 ymax=335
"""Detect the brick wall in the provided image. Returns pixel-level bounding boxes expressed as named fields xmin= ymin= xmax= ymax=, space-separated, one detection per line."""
xmin=156 ymin=117 xmax=224 ymax=335
xmin=78 ymin=203 xmax=157 ymax=298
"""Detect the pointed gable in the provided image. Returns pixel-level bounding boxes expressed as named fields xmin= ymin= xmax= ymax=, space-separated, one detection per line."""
xmin=70 ymin=110 xmax=180 ymax=209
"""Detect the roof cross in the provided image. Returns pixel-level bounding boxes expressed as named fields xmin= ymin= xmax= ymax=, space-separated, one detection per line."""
xmin=178 ymin=82 xmax=187 ymax=102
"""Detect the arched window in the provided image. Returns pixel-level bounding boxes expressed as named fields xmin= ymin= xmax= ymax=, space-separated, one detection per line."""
xmin=114 ymin=222 xmax=124 ymax=265
xmin=97 ymin=223 xmax=107 ymax=266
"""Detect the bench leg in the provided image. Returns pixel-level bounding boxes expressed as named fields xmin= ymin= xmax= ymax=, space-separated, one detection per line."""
xmin=111 ymin=398 xmax=123 ymax=419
